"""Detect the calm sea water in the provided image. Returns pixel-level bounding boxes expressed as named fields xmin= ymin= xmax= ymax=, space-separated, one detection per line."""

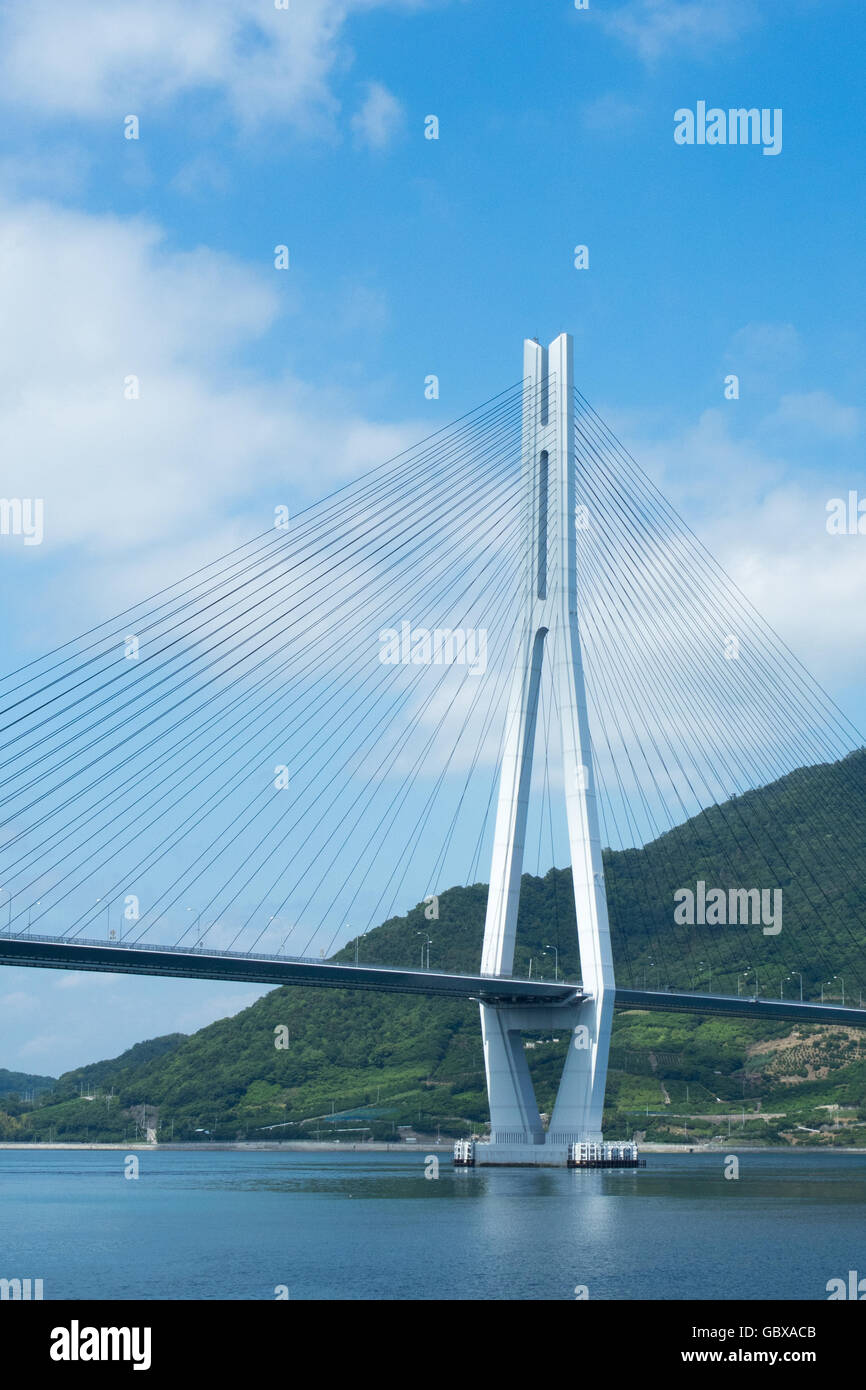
xmin=0 ymin=1148 xmax=862 ymax=1300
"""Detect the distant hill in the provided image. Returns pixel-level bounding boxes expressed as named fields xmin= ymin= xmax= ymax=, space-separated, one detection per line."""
xmin=0 ymin=1068 xmax=56 ymax=1097
xmin=3 ymin=751 xmax=866 ymax=1146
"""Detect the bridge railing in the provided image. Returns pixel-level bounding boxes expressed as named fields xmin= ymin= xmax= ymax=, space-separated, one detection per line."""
xmin=3 ymin=931 xmax=579 ymax=987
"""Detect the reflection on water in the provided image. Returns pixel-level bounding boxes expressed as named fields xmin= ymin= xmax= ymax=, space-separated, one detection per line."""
xmin=0 ymin=1149 xmax=862 ymax=1300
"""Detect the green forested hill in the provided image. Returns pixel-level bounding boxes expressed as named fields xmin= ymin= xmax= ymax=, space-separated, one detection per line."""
xmin=3 ymin=751 xmax=866 ymax=1146
xmin=0 ymin=1068 xmax=56 ymax=1097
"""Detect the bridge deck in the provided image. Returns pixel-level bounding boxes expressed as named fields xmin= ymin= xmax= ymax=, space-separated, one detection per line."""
xmin=616 ymin=987 xmax=866 ymax=1028
xmin=1 ymin=936 xmax=864 ymax=1026
xmin=0 ymin=935 xmax=578 ymax=1004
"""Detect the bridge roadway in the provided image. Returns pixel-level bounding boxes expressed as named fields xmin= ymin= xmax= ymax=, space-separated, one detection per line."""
xmin=1 ymin=934 xmax=865 ymax=1026
xmin=0 ymin=934 xmax=577 ymax=1004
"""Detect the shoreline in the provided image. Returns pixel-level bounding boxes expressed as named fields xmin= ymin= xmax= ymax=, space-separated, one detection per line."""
xmin=2 ymin=1140 xmax=865 ymax=1154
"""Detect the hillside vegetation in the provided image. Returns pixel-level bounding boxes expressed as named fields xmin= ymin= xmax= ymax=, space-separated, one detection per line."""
xmin=2 ymin=752 xmax=865 ymax=1146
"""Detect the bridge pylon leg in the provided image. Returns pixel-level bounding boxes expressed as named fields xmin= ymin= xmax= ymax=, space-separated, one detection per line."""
xmin=475 ymin=334 xmax=616 ymax=1167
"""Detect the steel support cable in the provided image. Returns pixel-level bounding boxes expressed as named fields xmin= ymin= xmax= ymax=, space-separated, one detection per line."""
xmin=0 ymin=458 xmax=528 ymax=872
xmin=464 ymin=611 xmax=541 ymax=891
xmin=67 ymin=486 xmax=534 ymax=947
xmin=573 ymin=389 xmax=866 ymax=765
xmin=542 ymin=600 xmax=650 ymax=989
xmin=588 ymin=510 xmax=866 ymax=904
xmin=416 ymin=518 xmax=568 ymax=942
xmin=588 ymin=730 xmax=640 ymax=985
xmin=3 ymin=479 xmax=528 ymax=921
xmin=341 ymin=497 xmax=561 ymax=946
xmin=574 ymin=474 xmax=836 ymax=987
xmin=212 ymin=517 xmax=531 ymax=950
xmin=577 ymin=425 xmax=866 ymax=961
xmin=153 ymin=534 xmax=527 ymax=955
xmin=33 ymin=549 xmax=516 ymax=949
xmin=214 ymin=491 xmax=541 ymax=952
xmin=575 ymin=452 xmax=850 ymax=988
xmin=575 ymin=436 xmax=866 ymax=922
xmin=0 ymin=381 xmax=528 ymax=693
xmin=577 ymin=414 xmax=861 ymax=785
xmin=0 ymin=403 xmax=529 ymax=757
xmin=573 ymin=388 xmax=865 ymax=755
xmin=16 ymin=472 xmax=528 ymax=939
xmin=571 ymin=531 xmax=716 ymax=990
xmin=297 ymin=610 xmax=517 ymax=960
xmin=575 ymin=497 xmax=783 ymax=989
xmin=573 ymin=410 xmax=862 ymax=825
xmin=0 ymin=468 xmax=528 ymax=881
xmin=0 ymin=397 xmax=527 ymax=757
xmin=577 ymin=456 xmax=794 ymax=858
xmin=579 ymin=452 xmax=866 ymax=974
xmin=548 ymin=589 xmax=679 ymax=989
xmin=0 ymin=394 xmax=525 ymax=722
xmin=352 ymin=612 xmax=521 ymax=946
xmin=0 ymin=455 xmax=530 ymax=906
xmin=0 ymin=443 xmax=528 ymax=819
xmin=541 ymin=615 xmax=643 ymax=987
xmin=0 ymin=392 xmax=529 ymax=725
xmin=579 ymin=616 xmax=734 ymax=992
xmin=0 ymin=403 xmax=528 ymax=767
xmin=422 ymin=603 xmax=540 ymax=905
xmin=289 ymin=572 xmax=524 ymax=959
xmin=579 ymin=587 xmax=805 ymax=993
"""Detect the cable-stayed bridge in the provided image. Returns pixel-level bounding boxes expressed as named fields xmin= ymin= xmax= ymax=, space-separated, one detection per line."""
xmin=1 ymin=332 xmax=865 ymax=1164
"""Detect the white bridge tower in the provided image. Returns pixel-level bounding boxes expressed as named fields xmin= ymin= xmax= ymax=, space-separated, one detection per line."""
xmin=475 ymin=333 xmax=616 ymax=1166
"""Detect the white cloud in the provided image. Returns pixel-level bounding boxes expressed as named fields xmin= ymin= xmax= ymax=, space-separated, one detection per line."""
xmin=725 ymin=321 xmax=802 ymax=374
xmin=0 ymin=991 xmax=40 ymax=1016
xmin=0 ymin=198 xmax=419 ymax=629
xmin=18 ymin=1033 xmax=66 ymax=1058
xmin=603 ymin=0 xmax=758 ymax=63
xmin=581 ymin=93 xmax=642 ymax=135
xmin=599 ymin=405 xmax=866 ymax=692
xmin=761 ymin=391 xmax=862 ymax=442
xmin=350 ymin=81 xmax=405 ymax=149
xmin=169 ymin=155 xmax=231 ymax=200
xmin=0 ymin=0 xmax=424 ymax=135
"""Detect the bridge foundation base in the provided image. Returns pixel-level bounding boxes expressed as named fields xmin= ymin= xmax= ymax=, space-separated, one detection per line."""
xmin=458 ymin=1138 xmax=643 ymax=1169
xmin=473 ymin=1141 xmax=572 ymax=1167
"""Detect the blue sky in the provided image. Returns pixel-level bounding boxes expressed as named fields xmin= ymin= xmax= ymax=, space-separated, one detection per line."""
xmin=0 ymin=0 xmax=864 ymax=1074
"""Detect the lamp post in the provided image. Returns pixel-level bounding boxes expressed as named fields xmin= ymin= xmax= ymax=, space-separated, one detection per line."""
xmin=545 ymin=944 xmax=559 ymax=981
